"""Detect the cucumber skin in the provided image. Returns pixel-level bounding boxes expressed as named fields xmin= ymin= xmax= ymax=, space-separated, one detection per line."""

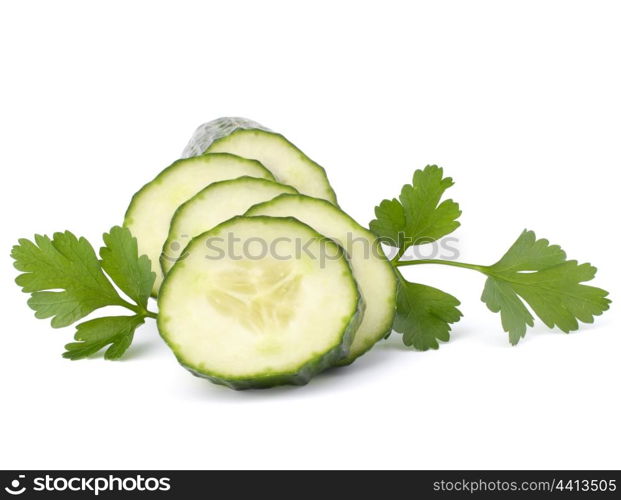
xmin=206 ymin=128 xmax=339 ymax=206
xmin=245 ymin=194 xmax=398 ymax=366
xmin=157 ymin=215 xmax=365 ymax=390
xmin=334 ymin=257 xmax=397 ymax=366
xmin=181 ymin=117 xmax=270 ymax=159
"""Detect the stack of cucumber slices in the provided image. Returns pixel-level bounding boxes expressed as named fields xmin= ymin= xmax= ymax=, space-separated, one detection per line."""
xmin=124 ymin=118 xmax=397 ymax=389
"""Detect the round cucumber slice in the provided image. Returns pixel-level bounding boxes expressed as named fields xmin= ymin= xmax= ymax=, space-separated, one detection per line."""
xmin=124 ymin=153 xmax=274 ymax=295
xmin=158 ymin=216 xmax=364 ymax=390
xmin=161 ymin=177 xmax=297 ymax=274
xmin=246 ymin=194 xmax=397 ymax=365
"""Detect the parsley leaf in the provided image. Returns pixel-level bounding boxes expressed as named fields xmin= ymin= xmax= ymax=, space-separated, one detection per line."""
xmin=11 ymin=232 xmax=124 ymax=327
xmin=100 ymin=226 xmax=155 ymax=309
xmin=370 ymin=165 xmax=461 ymax=252
xmin=12 ymin=226 xmax=157 ymax=360
xmin=63 ymin=315 xmax=145 ymax=360
xmin=481 ymin=230 xmax=611 ymax=344
xmin=393 ymin=273 xmax=463 ymax=350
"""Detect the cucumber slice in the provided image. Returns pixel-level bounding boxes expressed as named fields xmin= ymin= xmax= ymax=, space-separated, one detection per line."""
xmin=124 ymin=153 xmax=274 ymax=295
xmin=158 ymin=216 xmax=363 ymax=389
xmin=246 ymin=194 xmax=397 ymax=364
xmin=183 ymin=118 xmax=337 ymax=204
xmin=161 ymin=177 xmax=297 ymax=274
xmin=207 ymin=129 xmax=338 ymax=204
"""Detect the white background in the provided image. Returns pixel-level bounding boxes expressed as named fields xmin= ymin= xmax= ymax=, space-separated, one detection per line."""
xmin=1 ymin=1 xmax=619 ymax=470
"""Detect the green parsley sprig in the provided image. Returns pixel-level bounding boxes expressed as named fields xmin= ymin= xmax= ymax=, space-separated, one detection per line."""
xmin=11 ymin=226 xmax=157 ymax=360
xmin=371 ymin=165 xmax=611 ymax=348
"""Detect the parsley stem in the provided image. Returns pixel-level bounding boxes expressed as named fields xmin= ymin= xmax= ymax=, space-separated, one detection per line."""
xmin=394 ymin=258 xmax=488 ymax=273
xmin=117 ymin=298 xmax=158 ymax=319
xmin=391 ymin=246 xmax=407 ymax=264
